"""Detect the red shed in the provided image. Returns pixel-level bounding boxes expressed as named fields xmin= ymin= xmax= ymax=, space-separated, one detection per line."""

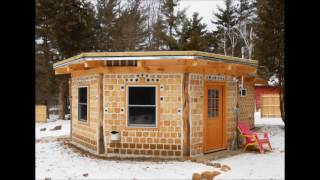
xmin=255 ymin=85 xmax=280 ymax=111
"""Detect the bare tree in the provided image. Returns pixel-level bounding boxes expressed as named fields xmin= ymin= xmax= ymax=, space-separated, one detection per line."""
xmin=142 ymin=0 xmax=162 ymax=49
xmin=236 ymin=24 xmax=254 ymax=59
xmin=235 ymin=0 xmax=256 ymax=59
xmin=226 ymin=27 xmax=238 ymax=56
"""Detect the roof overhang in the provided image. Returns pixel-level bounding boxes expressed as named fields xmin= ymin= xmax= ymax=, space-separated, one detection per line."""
xmin=53 ymin=51 xmax=258 ymax=69
xmin=53 ymin=51 xmax=258 ymax=76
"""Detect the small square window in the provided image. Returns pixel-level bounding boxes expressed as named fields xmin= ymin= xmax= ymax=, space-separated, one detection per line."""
xmin=240 ymin=88 xmax=247 ymax=97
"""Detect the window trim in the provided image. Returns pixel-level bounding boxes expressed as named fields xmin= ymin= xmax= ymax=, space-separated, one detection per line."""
xmin=78 ymin=86 xmax=89 ymax=123
xmin=208 ymin=89 xmax=219 ymax=118
xmin=126 ymin=85 xmax=158 ymax=128
xmin=239 ymin=88 xmax=247 ymax=97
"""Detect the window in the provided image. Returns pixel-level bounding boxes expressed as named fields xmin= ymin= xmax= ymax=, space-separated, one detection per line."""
xmin=240 ymin=88 xmax=247 ymax=97
xmin=78 ymin=87 xmax=88 ymax=122
xmin=106 ymin=60 xmax=137 ymax=66
xmin=208 ymin=89 xmax=219 ymax=118
xmin=127 ymin=86 xmax=157 ymax=127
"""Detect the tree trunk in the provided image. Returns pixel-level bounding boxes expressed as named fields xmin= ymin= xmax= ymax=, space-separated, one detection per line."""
xmin=223 ymin=30 xmax=227 ymax=56
xmin=58 ymin=78 xmax=68 ymax=120
xmin=182 ymin=73 xmax=190 ymax=157
xmin=279 ymin=76 xmax=285 ymax=123
xmin=248 ymin=27 xmax=253 ymax=59
xmin=248 ymin=44 xmax=252 ymax=59
xmin=231 ymin=41 xmax=234 ymax=57
xmin=97 ymin=73 xmax=105 ymax=154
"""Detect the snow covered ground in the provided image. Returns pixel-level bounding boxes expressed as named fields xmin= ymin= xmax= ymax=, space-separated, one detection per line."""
xmin=215 ymin=112 xmax=284 ymax=179
xmin=37 ymin=141 xmax=216 ymax=179
xmin=36 ymin=120 xmax=70 ymax=139
xmin=36 ymin=113 xmax=284 ymax=179
xmin=255 ymin=111 xmax=284 ymax=126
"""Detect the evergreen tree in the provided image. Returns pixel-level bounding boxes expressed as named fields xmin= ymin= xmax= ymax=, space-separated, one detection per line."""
xmin=178 ymin=12 xmax=208 ymax=51
xmin=188 ymin=12 xmax=208 ymax=50
xmin=111 ymin=0 xmax=148 ymax=50
xmin=36 ymin=0 xmax=98 ymax=119
xmin=36 ymin=0 xmax=59 ymax=106
xmin=151 ymin=17 xmax=168 ymax=50
xmin=50 ymin=0 xmax=98 ymax=57
xmin=254 ymin=0 xmax=284 ymax=122
xmin=96 ymin=0 xmax=119 ymax=51
xmin=212 ymin=0 xmax=238 ymax=56
xmin=153 ymin=0 xmax=186 ymax=50
xmin=205 ymin=31 xmax=220 ymax=53
xmin=177 ymin=17 xmax=191 ymax=50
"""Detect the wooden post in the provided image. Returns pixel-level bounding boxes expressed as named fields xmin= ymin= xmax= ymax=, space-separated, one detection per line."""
xmin=97 ymin=73 xmax=105 ymax=154
xmin=182 ymin=73 xmax=190 ymax=156
xmin=69 ymin=78 xmax=72 ymax=140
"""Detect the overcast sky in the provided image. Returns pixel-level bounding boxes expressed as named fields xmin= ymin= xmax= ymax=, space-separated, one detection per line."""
xmin=90 ymin=0 xmax=225 ymax=31
xmin=179 ymin=0 xmax=225 ymax=31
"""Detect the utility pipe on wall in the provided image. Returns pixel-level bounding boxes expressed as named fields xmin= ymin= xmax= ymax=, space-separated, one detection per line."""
xmin=235 ymin=76 xmax=241 ymax=149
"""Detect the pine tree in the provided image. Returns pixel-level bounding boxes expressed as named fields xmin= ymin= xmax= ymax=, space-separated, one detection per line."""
xmin=188 ymin=12 xmax=208 ymax=50
xmin=212 ymin=0 xmax=238 ymax=56
xmin=151 ymin=17 xmax=168 ymax=50
xmin=205 ymin=31 xmax=220 ymax=53
xmin=152 ymin=0 xmax=186 ymax=50
xmin=36 ymin=0 xmax=59 ymax=106
xmin=36 ymin=0 xmax=98 ymax=119
xmin=254 ymin=0 xmax=284 ymax=122
xmin=111 ymin=0 xmax=148 ymax=51
xmin=178 ymin=12 xmax=208 ymax=51
xmin=177 ymin=17 xmax=191 ymax=50
xmin=50 ymin=0 xmax=98 ymax=57
xmin=96 ymin=0 xmax=119 ymax=51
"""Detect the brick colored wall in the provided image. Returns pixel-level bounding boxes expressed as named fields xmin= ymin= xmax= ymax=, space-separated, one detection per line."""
xmin=239 ymin=82 xmax=255 ymax=128
xmin=226 ymin=79 xmax=237 ymax=149
xmin=189 ymin=74 xmax=238 ymax=155
xmin=70 ymin=72 xmax=255 ymax=157
xmin=71 ymin=74 xmax=100 ymax=152
xmin=189 ymin=74 xmax=204 ymax=155
xmin=103 ymin=73 xmax=183 ymax=158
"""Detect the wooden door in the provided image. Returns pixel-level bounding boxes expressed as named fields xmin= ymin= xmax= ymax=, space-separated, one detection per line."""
xmin=204 ymin=85 xmax=223 ymax=152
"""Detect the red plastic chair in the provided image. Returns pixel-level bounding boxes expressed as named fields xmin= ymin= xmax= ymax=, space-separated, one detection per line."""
xmin=238 ymin=121 xmax=272 ymax=153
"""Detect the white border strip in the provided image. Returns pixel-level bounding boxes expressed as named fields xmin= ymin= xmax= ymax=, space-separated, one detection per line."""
xmin=54 ymin=56 xmax=196 ymax=68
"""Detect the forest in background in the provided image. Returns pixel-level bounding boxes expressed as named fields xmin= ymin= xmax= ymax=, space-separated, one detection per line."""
xmin=35 ymin=0 xmax=284 ymax=121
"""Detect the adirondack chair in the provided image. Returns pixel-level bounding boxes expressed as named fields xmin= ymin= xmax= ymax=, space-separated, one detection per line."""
xmin=238 ymin=121 xmax=272 ymax=153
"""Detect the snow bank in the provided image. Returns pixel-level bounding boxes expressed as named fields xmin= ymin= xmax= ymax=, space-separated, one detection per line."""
xmin=214 ymin=113 xmax=285 ymax=179
xmin=36 ymin=120 xmax=70 ymax=139
xmin=36 ymin=141 xmax=215 ymax=179
xmin=35 ymin=111 xmax=284 ymax=179
xmin=48 ymin=114 xmax=59 ymax=122
xmin=255 ymin=111 xmax=284 ymax=126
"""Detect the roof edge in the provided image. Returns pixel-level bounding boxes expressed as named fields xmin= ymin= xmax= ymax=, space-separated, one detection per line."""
xmin=53 ymin=51 xmax=258 ymax=68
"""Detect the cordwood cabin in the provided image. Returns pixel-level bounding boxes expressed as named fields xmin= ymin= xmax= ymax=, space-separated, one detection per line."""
xmin=53 ymin=51 xmax=258 ymax=158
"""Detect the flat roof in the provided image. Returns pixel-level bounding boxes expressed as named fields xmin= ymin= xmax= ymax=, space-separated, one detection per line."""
xmin=53 ymin=51 xmax=258 ymax=68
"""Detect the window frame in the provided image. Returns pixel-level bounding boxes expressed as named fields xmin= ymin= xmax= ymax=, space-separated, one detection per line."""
xmin=78 ymin=86 xmax=89 ymax=123
xmin=239 ymin=88 xmax=247 ymax=97
xmin=126 ymin=85 xmax=158 ymax=128
xmin=208 ymin=89 xmax=219 ymax=118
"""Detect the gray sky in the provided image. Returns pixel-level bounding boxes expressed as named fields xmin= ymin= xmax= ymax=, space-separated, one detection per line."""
xmin=90 ymin=0 xmax=225 ymax=31
xmin=179 ymin=0 xmax=225 ymax=31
